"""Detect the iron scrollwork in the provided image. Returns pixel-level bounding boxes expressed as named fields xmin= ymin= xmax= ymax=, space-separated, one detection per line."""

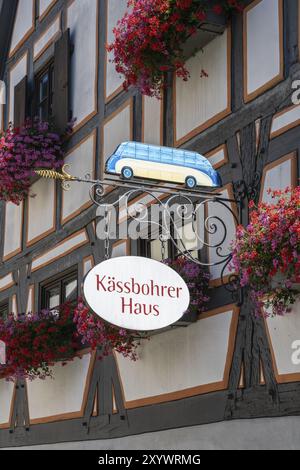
xmin=35 ymin=167 xmax=243 ymax=304
xmin=233 ymin=171 xmax=261 ymax=203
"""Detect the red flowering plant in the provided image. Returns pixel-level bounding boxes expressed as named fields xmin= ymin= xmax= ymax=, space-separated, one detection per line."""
xmin=230 ymin=187 xmax=300 ymax=317
xmin=164 ymin=257 xmax=210 ymax=315
xmin=74 ymin=300 xmax=141 ymax=361
xmin=0 ymin=301 xmax=141 ymax=381
xmin=0 ymin=304 xmax=78 ymax=382
xmin=107 ymin=0 xmax=244 ymax=98
xmin=0 ymin=118 xmax=64 ymax=205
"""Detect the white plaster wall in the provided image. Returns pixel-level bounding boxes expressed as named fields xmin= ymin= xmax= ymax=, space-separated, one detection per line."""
xmin=175 ymin=28 xmax=229 ymax=143
xmin=9 ymin=0 xmax=34 ymax=55
xmin=266 ymin=297 xmax=300 ymax=377
xmin=260 ymin=156 xmax=295 ymax=203
xmin=245 ymin=0 xmax=282 ymax=96
xmin=11 ymin=295 xmax=18 ymax=318
xmin=62 ymin=132 xmax=95 ymax=223
xmin=3 ymin=202 xmax=23 ymax=259
xmin=27 ymin=354 xmax=92 ymax=421
xmin=206 ymin=146 xmax=227 ymax=169
xmin=34 ymin=15 xmax=61 ymax=59
xmin=0 ymin=104 xmax=3 ymax=131
xmin=207 ymin=187 xmax=236 ymax=282
xmin=142 ymin=96 xmax=162 ymax=145
xmin=103 ymin=103 xmax=132 ymax=163
xmin=67 ymin=0 xmax=97 ymax=129
xmin=39 ymin=0 xmax=56 ymax=18
xmin=27 ymin=178 xmax=56 ymax=244
xmin=115 ymin=309 xmax=235 ymax=406
xmin=26 ymin=285 xmax=34 ymax=313
xmin=83 ymin=257 xmax=93 ymax=276
xmin=0 ymin=273 xmax=13 ymax=292
xmin=271 ymin=105 xmax=300 ymax=136
xmin=32 ymin=229 xmax=88 ymax=271
xmin=0 ymin=380 xmax=14 ymax=427
xmin=106 ymin=0 xmax=128 ymax=100
xmin=8 ymin=53 xmax=27 ymax=124
xmin=111 ymin=241 xmax=128 ymax=257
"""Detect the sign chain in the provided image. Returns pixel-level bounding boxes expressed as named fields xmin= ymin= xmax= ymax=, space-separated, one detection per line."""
xmin=160 ymin=234 xmax=167 ymax=261
xmin=104 ymin=206 xmax=110 ymax=260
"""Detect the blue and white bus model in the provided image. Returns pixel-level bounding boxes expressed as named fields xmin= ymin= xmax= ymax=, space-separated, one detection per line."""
xmin=105 ymin=142 xmax=222 ymax=189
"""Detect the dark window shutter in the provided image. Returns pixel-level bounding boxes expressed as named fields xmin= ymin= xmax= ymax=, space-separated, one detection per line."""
xmin=53 ymin=29 xmax=70 ymax=135
xmin=14 ymin=76 xmax=27 ymax=128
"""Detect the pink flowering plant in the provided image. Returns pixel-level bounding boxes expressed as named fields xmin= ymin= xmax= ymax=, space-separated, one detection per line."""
xmin=107 ymin=0 xmax=244 ymax=98
xmin=0 ymin=304 xmax=78 ymax=382
xmin=0 ymin=118 xmax=64 ymax=205
xmin=165 ymin=257 xmax=210 ymax=315
xmin=230 ymin=187 xmax=300 ymax=317
xmin=74 ymin=300 xmax=142 ymax=361
xmin=0 ymin=300 xmax=141 ymax=381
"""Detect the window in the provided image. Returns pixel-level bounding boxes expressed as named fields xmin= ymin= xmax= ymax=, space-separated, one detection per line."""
xmin=139 ymin=206 xmax=201 ymax=261
xmin=40 ymin=268 xmax=78 ymax=310
xmin=176 ymin=221 xmax=200 ymax=258
xmin=34 ymin=61 xmax=54 ymax=121
xmin=0 ymin=301 xmax=9 ymax=320
xmin=139 ymin=222 xmax=176 ymax=262
xmin=140 ymin=238 xmax=171 ymax=262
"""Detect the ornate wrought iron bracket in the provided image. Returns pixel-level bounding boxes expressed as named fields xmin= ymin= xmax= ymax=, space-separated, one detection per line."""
xmin=230 ymin=174 xmax=263 ymax=306
xmin=233 ymin=172 xmax=261 ymax=203
xmin=35 ymin=166 xmax=243 ymax=304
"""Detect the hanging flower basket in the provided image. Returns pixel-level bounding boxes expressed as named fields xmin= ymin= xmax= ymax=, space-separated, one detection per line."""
xmin=270 ymin=272 xmax=300 ymax=292
xmin=74 ymin=300 xmax=141 ymax=361
xmin=231 ymin=187 xmax=300 ymax=317
xmin=164 ymin=257 xmax=210 ymax=315
xmin=107 ymin=0 xmax=244 ymax=98
xmin=0 ymin=305 xmax=76 ymax=381
xmin=0 ymin=119 xmax=64 ymax=205
xmin=0 ymin=301 xmax=140 ymax=382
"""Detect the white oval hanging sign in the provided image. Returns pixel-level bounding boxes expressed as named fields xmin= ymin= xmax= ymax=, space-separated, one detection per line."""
xmin=83 ymin=256 xmax=190 ymax=331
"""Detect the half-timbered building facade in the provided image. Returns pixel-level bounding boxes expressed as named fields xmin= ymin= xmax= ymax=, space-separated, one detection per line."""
xmin=0 ymin=0 xmax=300 ymax=449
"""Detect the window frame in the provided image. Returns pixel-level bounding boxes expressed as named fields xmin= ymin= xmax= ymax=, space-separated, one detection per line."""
xmin=138 ymin=204 xmax=202 ymax=262
xmin=34 ymin=59 xmax=55 ymax=122
xmin=138 ymin=222 xmax=176 ymax=262
xmin=39 ymin=267 xmax=78 ymax=311
xmin=0 ymin=300 xmax=9 ymax=320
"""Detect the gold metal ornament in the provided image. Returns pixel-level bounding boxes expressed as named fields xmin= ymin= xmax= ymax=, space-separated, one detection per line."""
xmin=34 ymin=164 xmax=77 ymax=188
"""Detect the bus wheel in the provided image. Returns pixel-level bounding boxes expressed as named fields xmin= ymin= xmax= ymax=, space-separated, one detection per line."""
xmin=185 ymin=176 xmax=197 ymax=189
xmin=121 ymin=166 xmax=133 ymax=180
